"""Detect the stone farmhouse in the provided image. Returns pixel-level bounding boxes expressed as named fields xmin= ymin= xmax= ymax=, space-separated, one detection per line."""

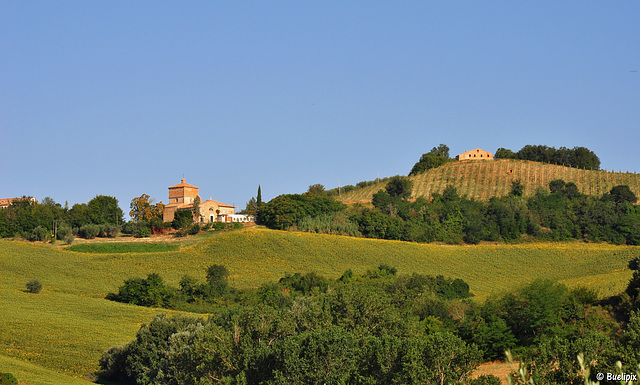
xmin=162 ymin=179 xmax=251 ymax=223
xmin=456 ymin=148 xmax=494 ymax=161
xmin=0 ymin=197 xmax=38 ymax=209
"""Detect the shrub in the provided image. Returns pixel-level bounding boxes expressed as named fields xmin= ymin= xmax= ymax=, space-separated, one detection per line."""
xmin=78 ymin=224 xmax=100 ymax=239
xmin=188 ymin=223 xmax=200 ymax=235
xmin=26 ymin=279 xmax=42 ymax=294
xmin=121 ymin=221 xmax=141 ymax=235
xmin=56 ymin=224 xmax=73 ymax=240
xmin=213 ymin=222 xmax=226 ymax=231
xmin=102 ymin=224 xmax=121 ymax=238
xmin=135 ymin=226 xmax=151 ymax=238
xmin=65 ymin=235 xmax=75 ymax=245
xmin=30 ymin=225 xmax=50 ymax=242
xmin=0 ymin=372 xmax=18 ymax=385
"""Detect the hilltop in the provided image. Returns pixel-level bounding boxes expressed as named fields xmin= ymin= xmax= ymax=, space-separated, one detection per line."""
xmin=338 ymin=159 xmax=640 ymax=203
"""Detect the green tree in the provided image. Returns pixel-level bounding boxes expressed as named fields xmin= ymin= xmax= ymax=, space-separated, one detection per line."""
xmin=307 ymin=184 xmax=326 ymax=196
xmin=495 ymin=147 xmax=516 ymax=159
xmin=87 ymin=195 xmax=124 ymax=225
xmin=609 ymin=185 xmax=637 ymax=204
xmin=509 ymin=179 xmax=525 ymax=197
xmin=385 ymin=176 xmax=413 ymax=199
xmin=191 ymin=195 xmax=201 ymax=222
xmin=206 ymin=264 xmax=230 ymax=297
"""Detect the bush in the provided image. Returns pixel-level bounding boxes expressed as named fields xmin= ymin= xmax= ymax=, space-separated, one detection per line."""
xmin=213 ymin=222 xmax=226 ymax=231
xmin=135 ymin=226 xmax=151 ymax=238
xmin=30 ymin=225 xmax=50 ymax=242
xmin=56 ymin=224 xmax=73 ymax=241
xmin=26 ymin=279 xmax=42 ymax=294
xmin=0 ymin=372 xmax=18 ymax=385
xmin=188 ymin=223 xmax=200 ymax=235
xmin=78 ymin=224 xmax=100 ymax=239
xmin=121 ymin=221 xmax=141 ymax=235
xmin=102 ymin=224 xmax=121 ymax=238
xmin=65 ymin=235 xmax=75 ymax=245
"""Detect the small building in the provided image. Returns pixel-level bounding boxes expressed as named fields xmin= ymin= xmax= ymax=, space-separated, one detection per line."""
xmin=0 ymin=197 xmax=38 ymax=209
xmin=162 ymin=179 xmax=236 ymax=223
xmin=456 ymin=148 xmax=494 ymax=161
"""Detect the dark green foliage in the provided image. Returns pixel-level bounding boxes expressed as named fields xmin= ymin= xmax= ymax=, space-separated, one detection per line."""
xmin=87 ymin=195 xmax=124 ymax=225
xmin=135 ymin=225 xmax=151 ymax=238
xmin=279 ymin=272 xmax=329 ymax=295
xmin=0 ymin=373 xmax=18 ymax=385
xmin=296 ymin=212 xmax=361 ymax=236
xmin=409 ymin=144 xmax=451 ymax=175
xmin=260 ymin=193 xmax=345 ymax=230
xmin=495 ymin=147 xmax=516 ymax=159
xmin=385 ymin=175 xmax=413 ymax=199
xmin=26 ymin=279 xmax=42 ymax=294
xmin=188 ymin=223 xmax=200 ymax=235
xmin=171 ymin=209 xmax=193 ymax=230
xmin=56 ymin=223 xmax=73 ymax=240
xmin=29 ymin=225 xmax=50 ymax=242
xmin=512 ymin=144 xmax=600 ymax=169
xmin=106 ymin=273 xmax=175 ymax=307
xmin=609 ymin=185 xmax=637 ymax=204
xmin=206 ymin=264 xmax=230 ymax=297
xmin=509 ymin=179 xmax=525 ymax=197
xmin=529 ymin=333 xmax=616 ymax=385
xmin=102 ymin=267 xmax=640 ymax=385
xmin=78 ymin=223 xmax=100 ymax=239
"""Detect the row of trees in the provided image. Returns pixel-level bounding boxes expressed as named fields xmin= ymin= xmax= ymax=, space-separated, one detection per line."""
xmin=495 ymin=144 xmax=601 ymax=170
xmin=0 ymin=195 xmax=124 ymax=241
xmin=99 ymin=262 xmax=640 ymax=384
xmin=356 ymin=177 xmax=640 ymax=245
xmin=260 ymin=175 xmax=640 ymax=245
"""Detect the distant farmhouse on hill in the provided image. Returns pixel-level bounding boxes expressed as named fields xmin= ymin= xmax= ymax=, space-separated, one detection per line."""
xmin=0 ymin=197 xmax=38 ymax=209
xmin=456 ymin=148 xmax=494 ymax=161
xmin=162 ymin=179 xmax=253 ymax=224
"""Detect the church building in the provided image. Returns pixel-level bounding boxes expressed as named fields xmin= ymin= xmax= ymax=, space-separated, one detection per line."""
xmin=162 ymin=179 xmax=235 ymax=223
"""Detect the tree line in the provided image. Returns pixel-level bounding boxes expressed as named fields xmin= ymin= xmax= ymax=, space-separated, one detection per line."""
xmin=99 ymin=261 xmax=640 ymax=384
xmin=495 ymin=144 xmax=601 ymax=170
xmin=257 ymin=176 xmax=639 ymax=245
xmin=0 ymin=192 xmax=191 ymax=242
xmin=0 ymin=195 xmax=125 ymax=242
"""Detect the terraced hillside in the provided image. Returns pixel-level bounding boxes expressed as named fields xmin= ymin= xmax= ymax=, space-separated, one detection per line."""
xmin=1 ymin=229 xmax=638 ymax=383
xmin=339 ymin=159 xmax=640 ymax=203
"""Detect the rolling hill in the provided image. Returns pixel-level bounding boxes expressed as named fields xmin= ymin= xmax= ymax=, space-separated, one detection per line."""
xmin=1 ymin=228 xmax=638 ymax=383
xmin=338 ymin=159 xmax=640 ymax=203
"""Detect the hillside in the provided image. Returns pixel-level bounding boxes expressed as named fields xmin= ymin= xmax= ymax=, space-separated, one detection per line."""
xmin=339 ymin=159 xmax=640 ymax=203
xmin=1 ymin=229 xmax=638 ymax=383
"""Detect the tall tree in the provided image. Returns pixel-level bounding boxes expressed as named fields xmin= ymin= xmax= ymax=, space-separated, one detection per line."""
xmin=257 ymin=185 xmax=262 ymax=206
xmin=191 ymin=196 xmax=201 ymax=221
xmin=385 ymin=176 xmax=413 ymax=199
xmin=88 ymin=195 xmax=124 ymax=225
xmin=129 ymin=194 xmax=164 ymax=222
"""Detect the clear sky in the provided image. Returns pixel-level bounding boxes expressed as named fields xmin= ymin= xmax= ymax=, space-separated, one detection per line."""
xmin=2 ymin=2 xmax=639 ymax=215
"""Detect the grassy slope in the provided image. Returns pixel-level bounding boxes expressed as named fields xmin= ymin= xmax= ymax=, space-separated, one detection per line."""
xmin=1 ymin=228 xmax=638 ymax=383
xmin=339 ymin=159 xmax=640 ymax=202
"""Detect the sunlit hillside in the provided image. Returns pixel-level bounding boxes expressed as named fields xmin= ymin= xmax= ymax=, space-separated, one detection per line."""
xmin=0 ymin=228 xmax=637 ymax=383
xmin=338 ymin=159 xmax=640 ymax=203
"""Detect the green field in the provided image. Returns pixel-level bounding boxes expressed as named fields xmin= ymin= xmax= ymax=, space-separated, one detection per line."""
xmin=67 ymin=241 xmax=180 ymax=254
xmin=1 ymin=228 xmax=638 ymax=383
xmin=339 ymin=159 xmax=640 ymax=203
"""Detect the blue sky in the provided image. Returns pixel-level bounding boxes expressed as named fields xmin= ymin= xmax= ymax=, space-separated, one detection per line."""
xmin=2 ymin=2 xmax=639 ymax=215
